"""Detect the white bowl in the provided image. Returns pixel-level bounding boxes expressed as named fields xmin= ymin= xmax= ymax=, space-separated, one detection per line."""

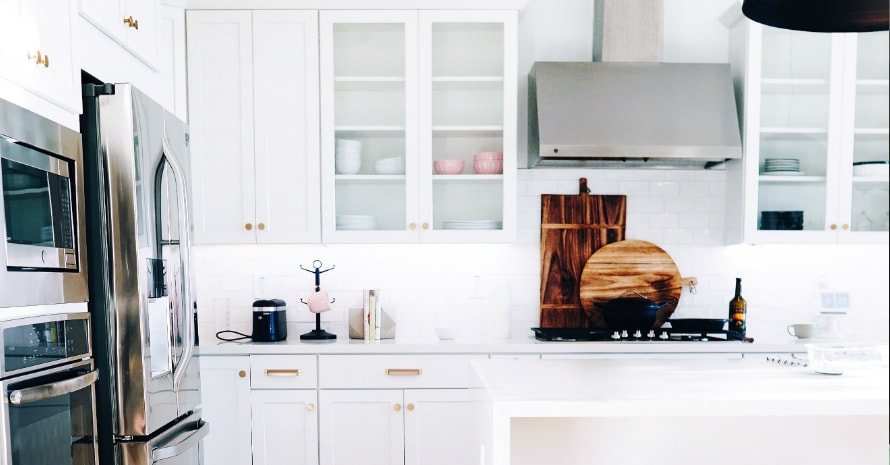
xmin=336 ymin=157 xmax=361 ymax=174
xmin=435 ymin=327 xmax=458 ymax=341
xmin=374 ymin=157 xmax=405 ymax=175
xmin=852 ymin=161 xmax=889 ymax=177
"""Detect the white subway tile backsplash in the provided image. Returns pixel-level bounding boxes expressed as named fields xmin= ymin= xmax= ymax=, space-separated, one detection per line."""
xmin=194 ymin=169 xmax=889 ymax=345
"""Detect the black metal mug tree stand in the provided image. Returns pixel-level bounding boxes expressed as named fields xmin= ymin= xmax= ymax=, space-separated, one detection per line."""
xmin=299 ymin=260 xmax=337 ymax=340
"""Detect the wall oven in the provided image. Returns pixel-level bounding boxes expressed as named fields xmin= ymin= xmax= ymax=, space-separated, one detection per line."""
xmin=0 ymin=311 xmax=98 ymax=465
xmin=0 ymin=97 xmax=88 ymax=309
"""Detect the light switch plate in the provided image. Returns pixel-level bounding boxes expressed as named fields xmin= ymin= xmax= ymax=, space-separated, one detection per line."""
xmin=835 ymin=292 xmax=850 ymax=308
xmin=820 ymin=292 xmax=836 ymax=308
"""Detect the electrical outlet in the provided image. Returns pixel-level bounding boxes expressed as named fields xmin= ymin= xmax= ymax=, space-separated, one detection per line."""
xmin=469 ymin=275 xmax=485 ymax=300
xmin=835 ymin=292 xmax=850 ymax=308
xmin=820 ymin=292 xmax=836 ymax=308
xmin=254 ymin=275 xmax=266 ymax=298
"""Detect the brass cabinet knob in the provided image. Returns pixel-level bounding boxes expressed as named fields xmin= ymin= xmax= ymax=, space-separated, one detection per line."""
xmin=830 ymin=224 xmax=837 ymax=230
xmin=27 ymin=50 xmax=49 ymax=68
xmin=307 ymin=404 xmax=315 ymax=412
xmin=409 ymin=223 xmax=417 ymax=230
xmin=245 ymin=223 xmax=253 ymax=231
xmin=393 ymin=403 xmax=402 ymax=412
xmin=257 ymin=223 xmax=265 ymax=231
xmin=406 ymin=403 xmax=415 ymax=411
xmin=842 ymin=224 xmax=849 ymax=231
xmin=123 ymin=16 xmax=139 ymax=29
xmin=422 ymin=222 xmax=429 ymax=230
xmin=238 ymin=370 xmax=246 ymax=378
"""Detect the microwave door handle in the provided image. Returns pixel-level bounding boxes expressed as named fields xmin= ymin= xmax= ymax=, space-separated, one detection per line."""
xmin=160 ymin=134 xmax=195 ymax=390
xmin=8 ymin=370 xmax=99 ymax=405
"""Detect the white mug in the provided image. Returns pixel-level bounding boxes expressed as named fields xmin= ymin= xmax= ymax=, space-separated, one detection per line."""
xmin=787 ymin=323 xmax=815 ymax=339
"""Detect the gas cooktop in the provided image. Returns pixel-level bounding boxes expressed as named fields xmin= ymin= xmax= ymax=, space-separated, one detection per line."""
xmin=531 ymin=327 xmax=746 ymax=342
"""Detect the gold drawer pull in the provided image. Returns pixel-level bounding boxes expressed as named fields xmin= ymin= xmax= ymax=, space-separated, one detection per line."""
xmin=123 ymin=16 xmax=139 ymax=29
xmin=307 ymin=404 xmax=315 ymax=412
xmin=406 ymin=403 xmax=415 ymax=411
xmin=238 ymin=370 xmax=247 ymax=378
xmin=393 ymin=403 xmax=402 ymax=411
xmin=265 ymin=369 xmax=302 ymax=376
xmin=245 ymin=223 xmax=253 ymax=230
xmin=258 ymin=222 xmax=266 ymax=230
xmin=386 ymin=368 xmax=422 ymax=376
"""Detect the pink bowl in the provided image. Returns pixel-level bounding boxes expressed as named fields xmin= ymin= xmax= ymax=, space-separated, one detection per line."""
xmin=434 ymin=159 xmax=465 ymax=175
xmin=473 ymin=151 xmax=503 ymax=161
xmin=473 ymin=159 xmax=503 ymax=174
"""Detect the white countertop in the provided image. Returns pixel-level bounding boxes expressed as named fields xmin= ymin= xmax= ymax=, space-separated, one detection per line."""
xmin=196 ymin=333 xmax=821 ymax=356
xmin=471 ymin=357 xmax=889 ymax=413
xmin=470 ymin=357 xmax=889 ymax=465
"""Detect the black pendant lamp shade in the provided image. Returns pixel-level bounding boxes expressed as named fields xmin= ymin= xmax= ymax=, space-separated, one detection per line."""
xmin=741 ymin=0 xmax=889 ymax=32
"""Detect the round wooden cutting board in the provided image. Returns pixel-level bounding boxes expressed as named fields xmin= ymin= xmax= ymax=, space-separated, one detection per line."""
xmin=579 ymin=240 xmax=691 ymax=329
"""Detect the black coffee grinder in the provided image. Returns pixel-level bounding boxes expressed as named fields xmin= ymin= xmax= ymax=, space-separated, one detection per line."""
xmin=251 ymin=298 xmax=288 ymax=342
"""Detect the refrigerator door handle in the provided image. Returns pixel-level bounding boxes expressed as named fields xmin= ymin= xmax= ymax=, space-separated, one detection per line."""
xmin=160 ymin=132 xmax=195 ymax=390
xmin=150 ymin=419 xmax=210 ymax=462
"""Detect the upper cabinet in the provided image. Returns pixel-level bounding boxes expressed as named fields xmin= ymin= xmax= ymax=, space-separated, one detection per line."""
xmin=319 ymin=10 xmax=517 ymax=243
xmin=80 ymin=0 xmax=160 ymax=68
xmin=186 ymin=10 xmax=321 ymax=244
xmin=724 ymin=7 xmax=889 ymax=244
xmin=0 ymin=0 xmax=81 ymax=127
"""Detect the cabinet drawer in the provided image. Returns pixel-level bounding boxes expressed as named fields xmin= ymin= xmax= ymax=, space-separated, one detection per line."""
xmin=319 ymin=354 xmax=486 ymax=389
xmin=250 ymin=355 xmax=317 ymax=389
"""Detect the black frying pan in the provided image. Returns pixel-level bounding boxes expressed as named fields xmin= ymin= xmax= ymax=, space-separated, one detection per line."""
xmin=666 ymin=318 xmax=729 ymax=333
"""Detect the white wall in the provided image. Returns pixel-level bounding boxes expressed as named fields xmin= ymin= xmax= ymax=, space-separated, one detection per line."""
xmin=194 ymin=0 xmax=889 ymax=345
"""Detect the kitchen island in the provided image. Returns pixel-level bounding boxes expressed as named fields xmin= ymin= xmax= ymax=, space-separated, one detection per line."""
xmin=471 ymin=357 xmax=889 ymax=465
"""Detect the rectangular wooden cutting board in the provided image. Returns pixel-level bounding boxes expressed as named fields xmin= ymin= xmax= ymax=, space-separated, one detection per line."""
xmin=540 ymin=178 xmax=626 ymax=328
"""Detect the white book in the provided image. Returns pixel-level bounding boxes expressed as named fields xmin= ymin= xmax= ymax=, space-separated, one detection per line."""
xmin=362 ymin=289 xmax=370 ymax=341
xmin=374 ymin=289 xmax=382 ymax=340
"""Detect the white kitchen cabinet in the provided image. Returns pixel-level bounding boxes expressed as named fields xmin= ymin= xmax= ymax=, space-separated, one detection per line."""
xmin=0 ymin=0 xmax=81 ymax=127
xmin=724 ymin=6 xmax=889 ymax=244
xmin=251 ymin=355 xmax=319 ymax=465
xmin=319 ymin=10 xmax=517 ymax=243
xmin=79 ymin=0 xmax=160 ymax=67
xmin=317 ymin=354 xmax=485 ymax=465
xmin=198 ymin=356 xmax=252 ymax=465
xmin=186 ymin=10 xmax=321 ymax=244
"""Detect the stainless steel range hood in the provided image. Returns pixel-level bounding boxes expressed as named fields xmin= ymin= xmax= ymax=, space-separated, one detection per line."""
xmin=527 ymin=0 xmax=742 ymax=169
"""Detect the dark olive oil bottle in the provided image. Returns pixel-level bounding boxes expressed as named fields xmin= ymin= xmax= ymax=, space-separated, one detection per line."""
xmin=728 ymin=278 xmax=747 ymax=338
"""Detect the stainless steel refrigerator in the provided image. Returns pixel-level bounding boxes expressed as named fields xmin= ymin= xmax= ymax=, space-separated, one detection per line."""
xmin=81 ymin=82 xmax=207 ymax=465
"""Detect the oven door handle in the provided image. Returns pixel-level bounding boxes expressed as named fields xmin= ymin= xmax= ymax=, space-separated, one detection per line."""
xmin=8 ymin=370 xmax=98 ymax=405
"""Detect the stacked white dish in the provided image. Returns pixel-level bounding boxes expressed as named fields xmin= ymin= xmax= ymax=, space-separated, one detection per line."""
xmin=762 ymin=158 xmax=802 ymax=175
xmin=442 ymin=219 xmax=502 ymax=230
xmin=336 ymin=214 xmax=377 ymax=230
xmin=374 ymin=156 xmax=405 ymax=175
xmin=336 ymin=139 xmax=362 ymax=174
xmin=852 ymin=160 xmax=889 ymax=177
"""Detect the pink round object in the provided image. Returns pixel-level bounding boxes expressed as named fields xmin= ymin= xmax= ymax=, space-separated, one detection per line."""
xmin=473 ymin=159 xmax=503 ymax=174
xmin=434 ymin=159 xmax=465 ymax=175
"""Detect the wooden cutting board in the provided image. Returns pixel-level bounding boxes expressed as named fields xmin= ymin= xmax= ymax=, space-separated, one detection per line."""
xmin=579 ymin=239 xmax=696 ymax=329
xmin=539 ymin=178 xmax=626 ymax=328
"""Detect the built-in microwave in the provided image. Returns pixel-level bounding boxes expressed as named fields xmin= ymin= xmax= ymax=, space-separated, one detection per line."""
xmin=0 ymin=97 xmax=88 ymax=309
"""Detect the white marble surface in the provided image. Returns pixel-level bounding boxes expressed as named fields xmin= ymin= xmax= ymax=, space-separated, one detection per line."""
xmin=471 ymin=357 xmax=889 ymax=465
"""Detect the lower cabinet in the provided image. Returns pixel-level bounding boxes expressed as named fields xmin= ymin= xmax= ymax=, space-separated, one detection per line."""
xmin=199 ymin=356 xmax=252 ymax=465
xmin=250 ymin=355 xmax=319 ymax=465
xmin=201 ymin=353 xmax=484 ymax=465
xmin=317 ymin=354 xmax=485 ymax=465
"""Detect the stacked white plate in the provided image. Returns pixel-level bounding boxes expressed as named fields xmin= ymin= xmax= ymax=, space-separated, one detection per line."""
xmin=374 ymin=157 xmax=405 ymax=175
xmin=762 ymin=158 xmax=802 ymax=175
xmin=442 ymin=220 xmax=502 ymax=230
xmin=336 ymin=214 xmax=377 ymax=230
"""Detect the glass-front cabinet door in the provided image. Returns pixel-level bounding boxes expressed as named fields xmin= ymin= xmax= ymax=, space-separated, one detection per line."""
xmin=729 ymin=12 xmax=889 ymax=244
xmin=320 ymin=10 xmax=516 ymax=243
xmin=839 ymin=30 xmax=889 ymax=241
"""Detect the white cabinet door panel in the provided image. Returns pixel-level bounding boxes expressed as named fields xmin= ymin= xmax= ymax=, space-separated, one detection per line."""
xmin=319 ymin=390 xmax=404 ymax=465
xmin=252 ymin=390 xmax=319 ymax=465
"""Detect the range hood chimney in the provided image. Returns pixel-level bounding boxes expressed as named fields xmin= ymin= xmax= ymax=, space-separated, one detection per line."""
xmin=528 ymin=0 xmax=742 ymax=169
